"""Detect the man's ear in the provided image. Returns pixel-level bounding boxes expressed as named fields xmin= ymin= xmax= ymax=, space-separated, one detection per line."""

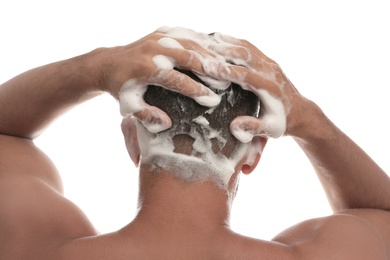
xmin=121 ymin=116 xmax=141 ymax=167
xmin=241 ymin=136 xmax=267 ymax=174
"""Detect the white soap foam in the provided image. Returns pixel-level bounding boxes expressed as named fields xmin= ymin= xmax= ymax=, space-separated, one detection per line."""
xmin=196 ymin=74 xmax=231 ymax=90
xmin=160 ymin=26 xmax=210 ymax=44
xmin=193 ymin=93 xmax=221 ymax=107
xmin=152 ymin=55 xmax=175 ymax=70
xmin=158 ymin=27 xmax=236 ymax=83
xmin=129 ymin=27 xmax=280 ymax=189
xmin=119 ymin=79 xmax=170 ymax=133
xmin=212 ymin=32 xmax=240 ymax=45
xmin=119 ymin=27 xmax=232 ymax=126
xmin=132 ymin=28 xmax=287 ymax=192
xmin=155 ymin=26 xmax=171 ymax=34
xmin=157 ymin=37 xmax=185 ymax=49
xmin=245 ymin=137 xmax=263 ymax=167
xmin=230 ymin=125 xmax=254 ymax=144
xmin=210 ymin=42 xmax=252 ymax=67
xmin=254 ymin=89 xmax=286 ymax=138
xmin=136 ymin=116 xmax=250 ymax=190
xmin=192 ymin=115 xmax=209 ymax=126
xmin=230 ymin=89 xmax=286 ymax=140
xmin=139 ymin=110 xmax=171 ymax=134
xmin=119 ymin=79 xmax=147 ymax=117
xmin=120 ymin=26 xmax=287 ymax=180
xmin=174 ymin=27 xmax=288 ymax=139
xmin=200 ymin=59 xmax=233 ymax=86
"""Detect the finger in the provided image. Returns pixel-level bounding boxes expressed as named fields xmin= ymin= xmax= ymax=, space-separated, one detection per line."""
xmin=119 ymin=80 xmax=173 ymax=132
xmin=156 ymin=26 xmax=211 ymax=48
xmin=156 ymin=38 xmax=231 ymax=90
xmin=162 ymin=43 xmax=232 ymax=90
xmin=154 ymin=29 xmax=233 ymax=92
xmin=241 ymin=136 xmax=265 ymax=175
xmin=209 ymin=42 xmax=255 ymax=67
xmin=160 ymin=47 xmax=205 ymax=75
xmin=155 ymin=36 xmax=209 ymax=72
xmin=154 ymin=26 xmax=171 ymax=34
xmin=209 ymin=42 xmax=276 ymax=74
xmin=152 ymin=69 xmax=221 ymax=107
xmin=119 ymin=73 xmax=218 ymax=132
xmin=203 ymin=61 xmax=280 ymax=95
xmin=174 ymin=38 xmax=217 ymax=60
xmin=230 ymin=115 xmax=285 ymax=141
xmin=212 ymin=33 xmax=276 ymax=64
xmin=134 ymin=106 xmax=172 ymax=133
xmin=230 ymin=116 xmax=257 ymax=143
xmin=155 ymin=27 xmax=217 ymax=62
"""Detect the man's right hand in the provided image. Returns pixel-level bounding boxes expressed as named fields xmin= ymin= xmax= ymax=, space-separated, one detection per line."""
xmin=0 ymin=27 xmax=230 ymax=137
xmin=98 ymin=27 xmax=229 ymax=133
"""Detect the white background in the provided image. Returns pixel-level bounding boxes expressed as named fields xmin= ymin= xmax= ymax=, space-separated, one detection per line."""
xmin=1 ymin=0 xmax=389 ymax=240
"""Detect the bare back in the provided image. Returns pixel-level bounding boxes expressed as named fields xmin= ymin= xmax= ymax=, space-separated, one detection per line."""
xmin=1 ymin=134 xmax=389 ymax=259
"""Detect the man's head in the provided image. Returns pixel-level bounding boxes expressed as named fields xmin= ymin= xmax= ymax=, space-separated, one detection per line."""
xmin=122 ymin=70 xmax=265 ymax=190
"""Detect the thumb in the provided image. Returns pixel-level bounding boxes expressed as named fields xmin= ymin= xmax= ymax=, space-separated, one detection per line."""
xmin=230 ymin=116 xmax=284 ymax=142
xmin=133 ymin=106 xmax=172 ymax=133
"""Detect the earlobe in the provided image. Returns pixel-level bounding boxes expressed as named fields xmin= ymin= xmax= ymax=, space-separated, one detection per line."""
xmin=241 ymin=136 xmax=267 ymax=174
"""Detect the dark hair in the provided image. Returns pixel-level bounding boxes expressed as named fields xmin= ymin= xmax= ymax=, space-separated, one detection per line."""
xmin=144 ymin=69 xmax=259 ymax=157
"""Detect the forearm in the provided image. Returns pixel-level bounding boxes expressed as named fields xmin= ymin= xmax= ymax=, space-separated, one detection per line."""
xmin=0 ymin=28 xmax=228 ymax=139
xmin=293 ymin=101 xmax=390 ymax=212
xmin=0 ymin=49 xmax=105 ymax=139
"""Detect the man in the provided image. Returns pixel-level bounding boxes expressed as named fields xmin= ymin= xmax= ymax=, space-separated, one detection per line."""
xmin=0 ymin=27 xmax=389 ymax=259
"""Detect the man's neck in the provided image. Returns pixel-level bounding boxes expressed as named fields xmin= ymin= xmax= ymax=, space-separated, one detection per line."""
xmin=132 ymin=165 xmax=233 ymax=233
xmin=116 ymin=164 xmax=253 ymax=259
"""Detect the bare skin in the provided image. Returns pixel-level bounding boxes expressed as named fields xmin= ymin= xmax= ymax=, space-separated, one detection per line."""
xmin=1 ymin=28 xmax=389 ymax=259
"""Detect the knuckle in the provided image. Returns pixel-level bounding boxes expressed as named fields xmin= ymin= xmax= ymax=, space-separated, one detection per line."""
xmin=139 ymin=39 xmax=158 ymax=54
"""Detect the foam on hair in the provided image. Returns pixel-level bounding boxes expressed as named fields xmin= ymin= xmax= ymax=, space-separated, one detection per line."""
xmin=137 ymin=70 xmax=259 ymax=189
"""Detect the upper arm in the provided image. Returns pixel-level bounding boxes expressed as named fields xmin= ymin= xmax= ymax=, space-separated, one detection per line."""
xmin=272 ymin=213 xmax=389 ymax=260
xmin=0 ymin=134 xmax=63 ymax=191
xmin=0 ymin=134 xmax=97 ymax=259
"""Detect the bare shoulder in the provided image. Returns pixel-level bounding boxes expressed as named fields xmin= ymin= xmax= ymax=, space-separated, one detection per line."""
xmin=0 ymin=135 xmax=97 ymax=259
xmin=272 ymin=209 xmax=390 ymax=259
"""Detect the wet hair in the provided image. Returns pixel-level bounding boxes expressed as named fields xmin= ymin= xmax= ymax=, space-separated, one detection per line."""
xmin=144 ymin=69 xmax=259 ymax=158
